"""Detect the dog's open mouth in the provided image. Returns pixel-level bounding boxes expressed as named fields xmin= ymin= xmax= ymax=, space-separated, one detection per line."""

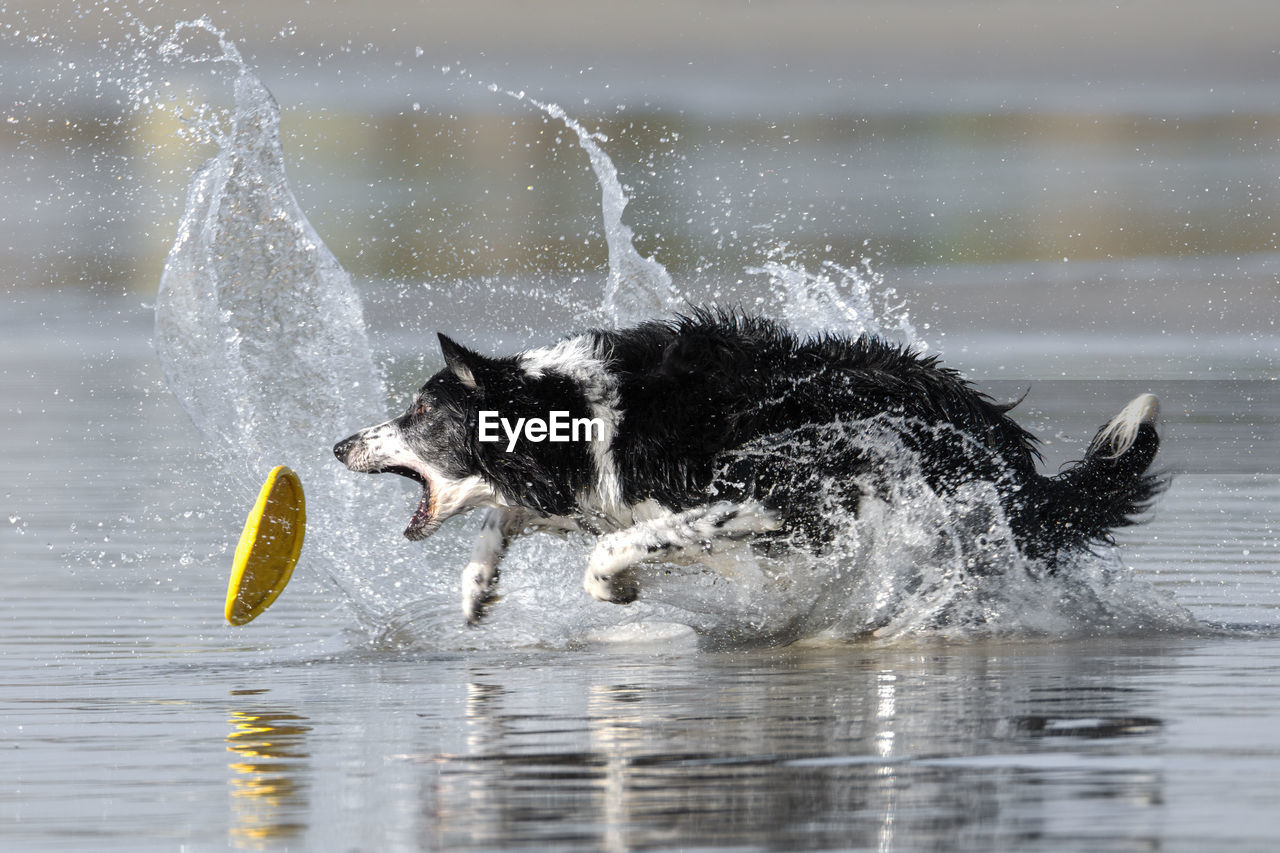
xmin=377 ymin=466 xmax=436 ymax=541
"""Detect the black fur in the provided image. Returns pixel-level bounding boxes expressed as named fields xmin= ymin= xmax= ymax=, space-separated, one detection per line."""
xmin=427 ymin=334 xmax=598 ymax=517
xmin=338 ymin=308 xmax=1164 ymax=568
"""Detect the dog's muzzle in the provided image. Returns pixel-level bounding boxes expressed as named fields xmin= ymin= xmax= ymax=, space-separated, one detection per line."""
xmin=333 ymin=433 xmax=362 ymax=468
xmin=333 ymin=431 xmax=439 ymax=541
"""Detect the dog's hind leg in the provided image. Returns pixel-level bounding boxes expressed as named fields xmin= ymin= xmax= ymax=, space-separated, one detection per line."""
xmin=583 ymin=501 xmax=780 ymax=604
xmin=461 ymin=508 xmax=529 ymax=624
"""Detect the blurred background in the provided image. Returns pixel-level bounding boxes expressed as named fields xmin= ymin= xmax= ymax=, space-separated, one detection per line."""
xmin=2 ymin=0 xmax=1277 ymax=349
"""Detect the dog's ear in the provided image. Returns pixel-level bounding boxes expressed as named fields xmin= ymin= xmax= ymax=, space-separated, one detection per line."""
xmin=438 ymin=333 xmax=483 ymax=389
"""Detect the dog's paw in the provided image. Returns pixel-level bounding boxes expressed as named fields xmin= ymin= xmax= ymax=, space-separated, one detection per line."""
xmin=702 ymin=501 xmax=781 ymax=539
xmin=460 ymin=561 xmax=500 ymax=625
xmin=584 ymin=547 xmax=640 ymax=604
xmin=584 ymin=568 xmax=640 ymax=605
xmin=463 ymin=593 xmax=502 ymax=626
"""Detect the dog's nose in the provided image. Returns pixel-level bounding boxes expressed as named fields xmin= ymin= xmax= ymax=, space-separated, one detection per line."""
xmin=333 ymin=434 xmax=359 ymax=464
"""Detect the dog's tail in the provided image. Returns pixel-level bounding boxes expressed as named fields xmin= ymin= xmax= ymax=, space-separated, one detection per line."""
xmin=1025 ymin=394 xmax=1166 ymax=558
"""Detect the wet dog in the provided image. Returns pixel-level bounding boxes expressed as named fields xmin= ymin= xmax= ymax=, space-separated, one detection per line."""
xmin=334 ymin=310 xmax=1163 ymax=624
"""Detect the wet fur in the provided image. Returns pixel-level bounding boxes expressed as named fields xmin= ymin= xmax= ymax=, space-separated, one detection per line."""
xmin=335 ymin=309 xmax=1165 ymax=623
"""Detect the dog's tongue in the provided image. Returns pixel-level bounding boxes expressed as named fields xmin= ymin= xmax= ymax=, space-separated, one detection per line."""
xmin=404 ymin=485 xmax=434 ymax=541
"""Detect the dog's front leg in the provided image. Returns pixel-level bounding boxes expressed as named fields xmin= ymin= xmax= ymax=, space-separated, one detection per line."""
xmin=584 ymin=501 xmax=780 ymax=604
xmin=461 ymin=507 xmax=530 ymax=624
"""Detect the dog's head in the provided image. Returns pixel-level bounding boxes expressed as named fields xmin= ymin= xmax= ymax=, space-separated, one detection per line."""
xmin=334 ymin=334 xmax=597 ymax=540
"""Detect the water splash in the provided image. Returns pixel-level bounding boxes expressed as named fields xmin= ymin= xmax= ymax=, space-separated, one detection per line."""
xmin=690 ymin=419 xmax=1195 ymax=644
xmin=497 ymin=87 xmax=682 ymax=327
xmin=152 ymin=21 xmax=404 ymax=626
xmin=748 ymin=248 xmax=922 ymax=347
xmin=155 ymin=22 xmax=381 ymax=471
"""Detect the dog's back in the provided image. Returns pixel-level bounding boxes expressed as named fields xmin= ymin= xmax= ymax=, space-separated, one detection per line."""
xmin=593 ymin=309 xmax=1161 ymax=562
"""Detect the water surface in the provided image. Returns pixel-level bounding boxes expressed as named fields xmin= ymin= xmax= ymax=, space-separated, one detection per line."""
xmin=3 ymin=6 xmax=1280 ymax=850
xmin=4 ymin=279 xmax=1278 ymax=851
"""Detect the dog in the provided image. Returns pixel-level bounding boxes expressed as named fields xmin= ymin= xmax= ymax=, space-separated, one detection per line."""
xmin=334 ymin=309 xmax=1163 ymax=624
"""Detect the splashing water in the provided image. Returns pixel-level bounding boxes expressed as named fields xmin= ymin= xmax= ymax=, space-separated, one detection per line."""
xmin=662 ymin=419 xmax=1195 ymax=644
xmin=153 ymin=21 xmax=415 ymax=626
xmin=155 ymin=25 xmax=382 ymax=465
xmin=497 ymin=87 xmax=682 ymax=327
xmin=153 ymin=29 xmax=1194 ymax=647
xmin=748 ymin=249 xmax=922 ymax=346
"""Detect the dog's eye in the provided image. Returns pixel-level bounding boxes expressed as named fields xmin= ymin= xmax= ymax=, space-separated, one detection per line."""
xmin=414 ymin=402 xmax=428 ymax=416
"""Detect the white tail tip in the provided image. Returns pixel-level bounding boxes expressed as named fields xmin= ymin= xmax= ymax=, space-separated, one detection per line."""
xmin=1093 ymin=393 xmax=1160 ymax=459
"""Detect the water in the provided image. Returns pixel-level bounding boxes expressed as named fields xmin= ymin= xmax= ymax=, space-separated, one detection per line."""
xmin=4 ymin=6 xmax=1280 ymax=851
xmin=507 ymin=91 xmax=681 ymax=327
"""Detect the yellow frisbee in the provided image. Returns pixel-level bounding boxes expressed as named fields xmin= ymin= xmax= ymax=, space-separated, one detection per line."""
xmin=225 ymin=465 xmax=305 ymax=625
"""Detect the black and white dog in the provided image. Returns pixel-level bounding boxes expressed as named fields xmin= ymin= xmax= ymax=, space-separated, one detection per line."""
xmin=334 ymin=310 xmax=1163 ymax=624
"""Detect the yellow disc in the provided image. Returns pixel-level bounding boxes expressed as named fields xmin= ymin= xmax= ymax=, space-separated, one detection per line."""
xmin=225 ymin=465 xmax=305 ymax=625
